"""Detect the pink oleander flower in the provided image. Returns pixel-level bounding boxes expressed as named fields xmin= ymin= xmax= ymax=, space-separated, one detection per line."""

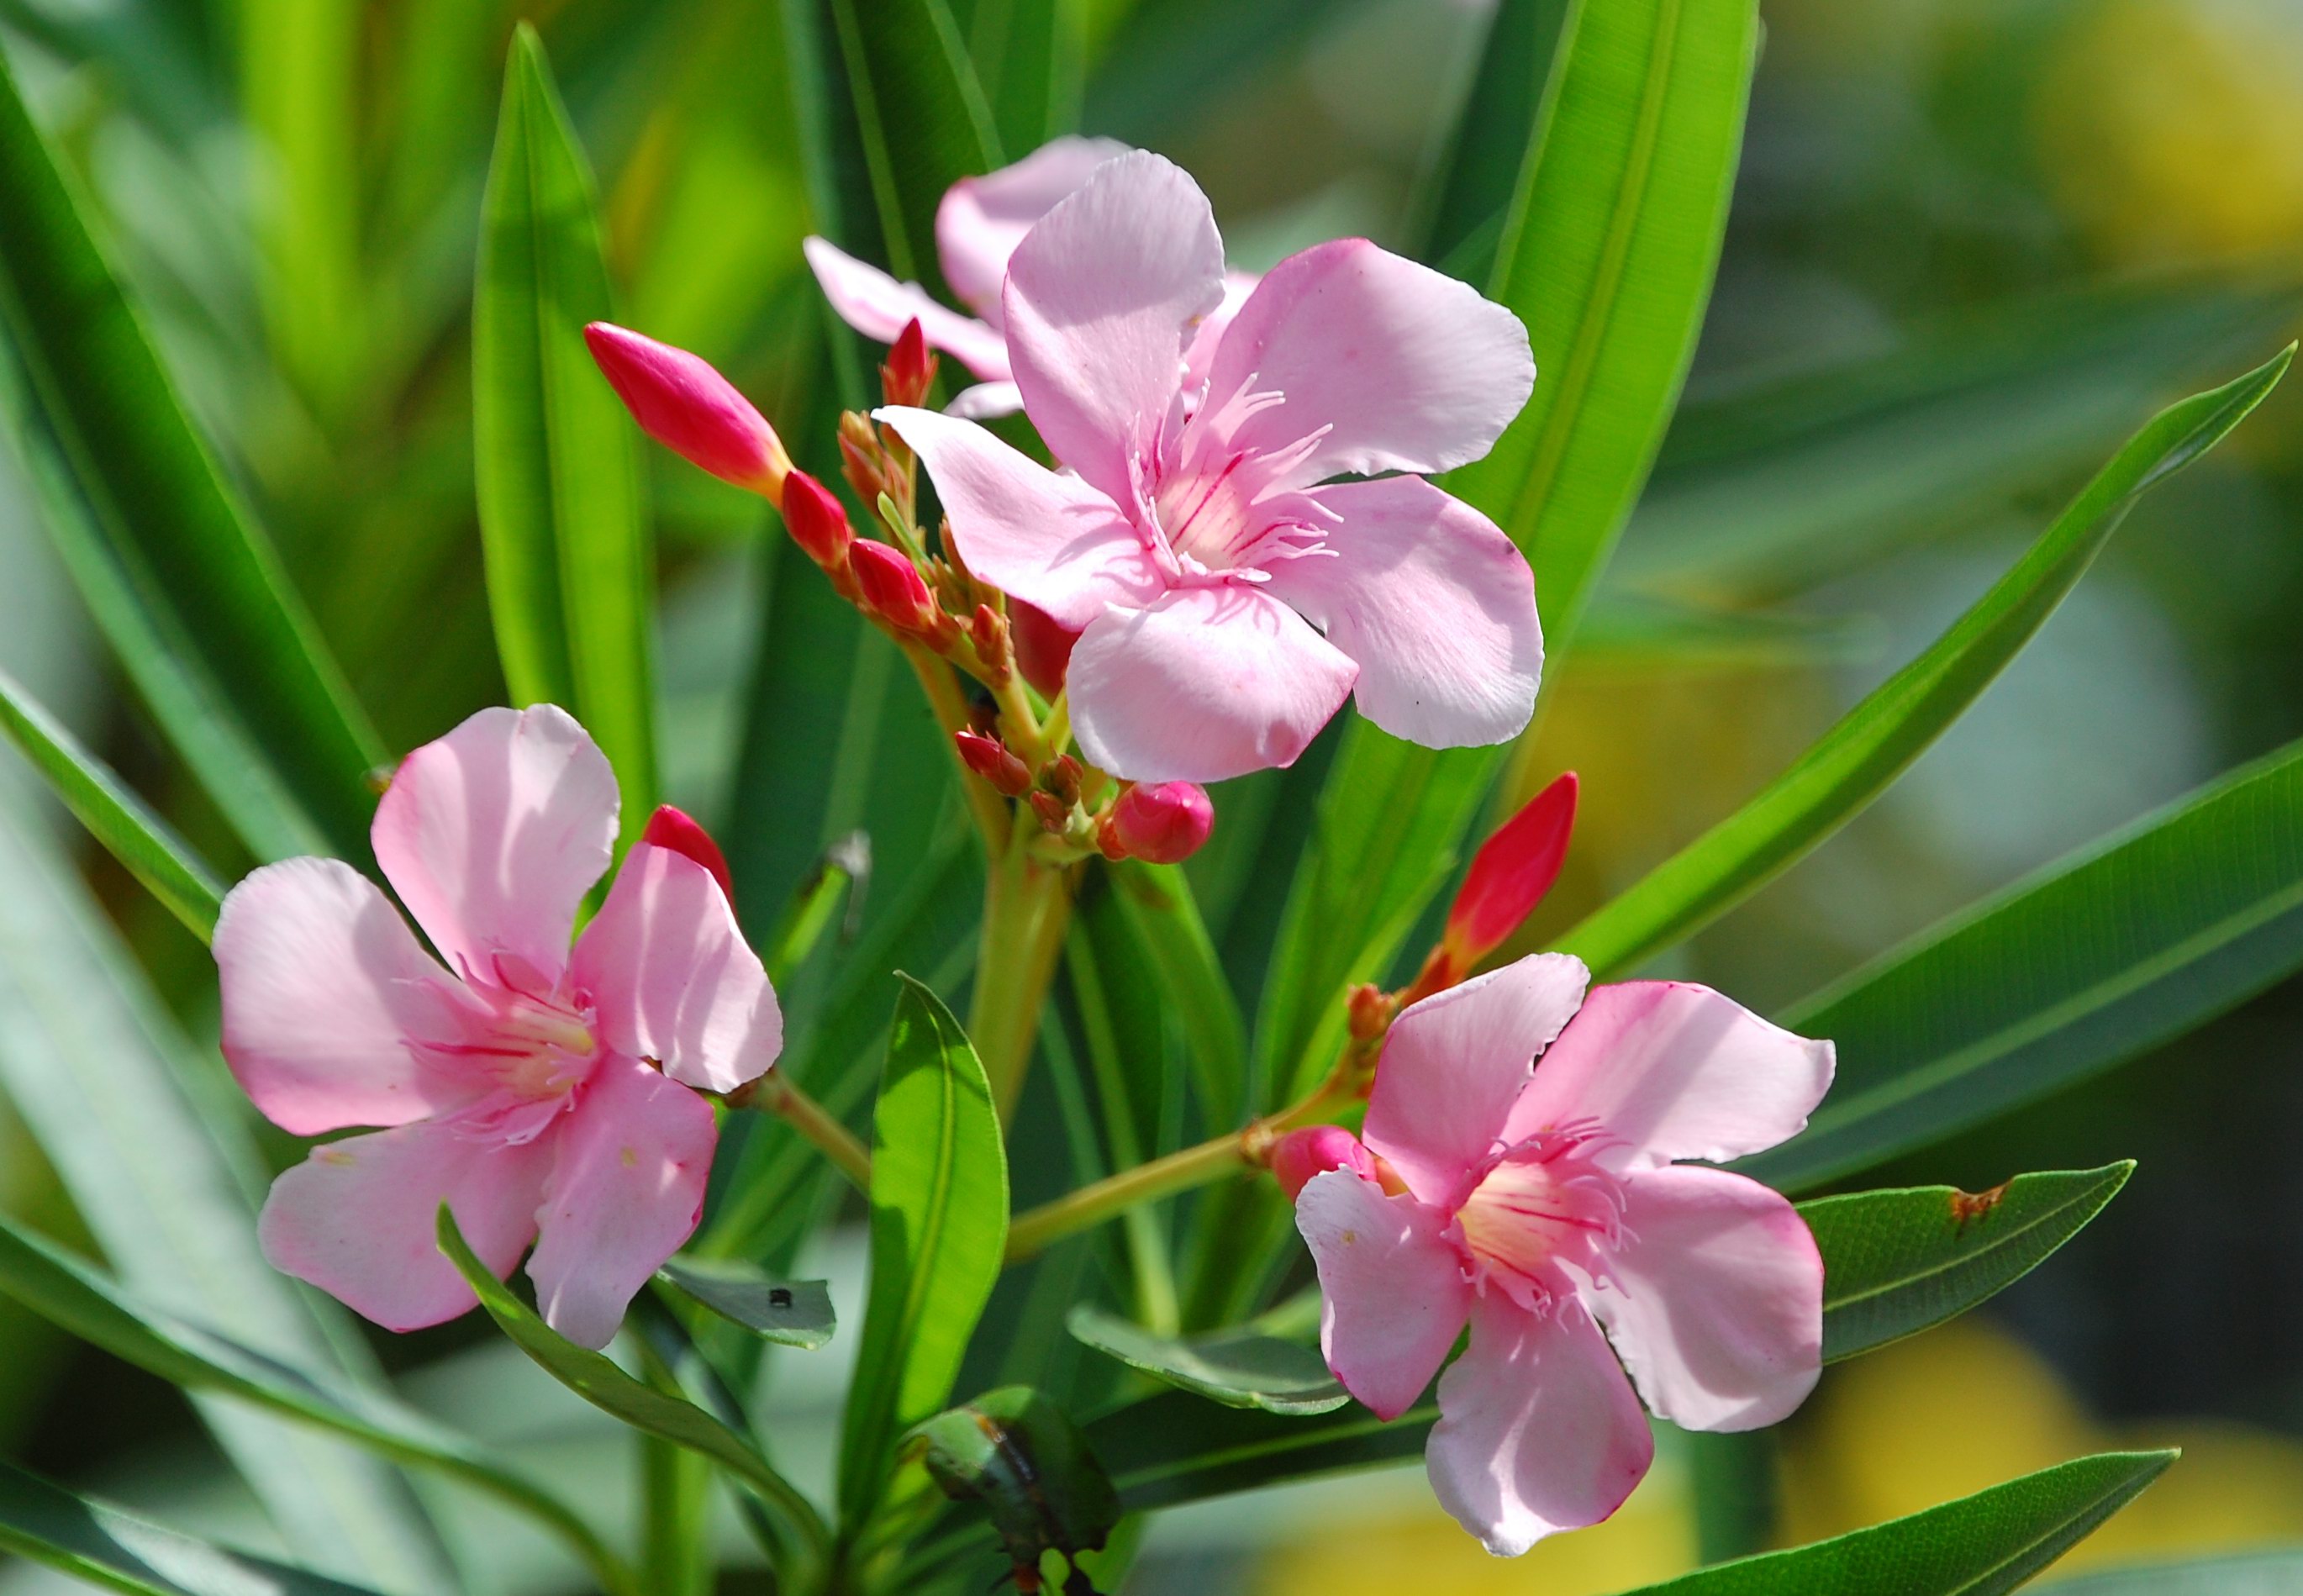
xmin=877 ymin=152 xmax=1543 ymax=782
xmin=214 ymin=706 xmax=782 ymax=1349
xmin=804 ymin=136 xmax=1256 ymax=419
xmin=1294 ymin=955 xmax=1833 ymax=1555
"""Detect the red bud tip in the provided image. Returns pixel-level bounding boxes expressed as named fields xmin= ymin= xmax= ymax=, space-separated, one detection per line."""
xmin=1445 ymin=772 xmax=1578 ymax=969
xmin=782 ymin=471 xmax=853 ymax=569
xmin=640 ymin=805 xmax=736 ymax=910
xmin=584 ymin=323 xmax=789 ymax=496
xmin=849 ymin=540 xmax=937 ymax=632
xmin=838 ymin=428 xmax=888 ymax=508
xmin=1107 ymin=781 xmax=1214 ymax=864
xmin=1268 ymin=1126 xmax=1378 ymax=1202
xmin=1009 ymin=600 xmax=1080 ymax=698
xmin=954 ymin=731 xmax=1033 ymax=798
xmin=1028 ymin=790 xmax=1071 ymax=832
xmin=882 ymin=318 xmax=937 ymax=407
xmin=1346 ymin=982 xmax=1394 ymax=1043
xmin=969 ymin=604 xmax=1011 ymax=683
xmin=1041 ymin=753 xmax=1084 ymax=806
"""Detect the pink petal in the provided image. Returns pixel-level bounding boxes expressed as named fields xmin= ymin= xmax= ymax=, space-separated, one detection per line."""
xmin=526 ymin=1054 xmax=718 ymax=1349
xmin=873 ymin=405 xmax=1164 ymax=629
xmin=259 ymin=1122 xmax=551 ymax=1333
xmin=372 ymin=705 xmax=618 ymax=987
xmin=1180 ymin=271 xmax=1260 ymax=396
xmin=946 ymin=380 xmax=1024 ymax=419
xmin=1199 ymin=238 xmax=1534 ymax=486
xmin=1504 ymin=982 xmax=1836 ymax=1170
xmin=800 ymin=236 xmax=1013 ymax=380
xmin=1582 ymin=1164 xmax=1823 ymax=1431
xmin=215 ymin=858 xmax=476 ymax=1136
xmin=569 ymin=841 xmax=782 ymax=1095
xmin=1427 ymin=1293 xmax=1653 ymax=1556
xmin=1263 ymin=476 xmax=1541 ymax=748
xmin=1363 ymin=955 xmax=1590 ymax=1208
xmin=936 ymin=135 xmax=1131 ymax=319
xmin=1067 ymin=584 xmax=1357 ymax=782
xmin=1000 ymin=151 xmax=1226 ymax=506
xmin=1296 ymin=1169 xmax=1470 ymax=1420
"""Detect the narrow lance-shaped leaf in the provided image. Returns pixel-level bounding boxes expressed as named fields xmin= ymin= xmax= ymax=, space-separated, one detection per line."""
xmin=475 ymin=24 xmax=657 ymax=844
xmin=1618 ymin=1451 xmax=2174 ymax=1596
xmin=1409 ymin=0 xmax=1573 ymax=275
xmin=840 ymin=977 xmax=1010 ymax=1525
xmin=1110 ymin=861 xmax=1250 ymax=1124
xmin=0 ymin=1457 xmax=385 ymax=1596
xmin=1067 ymin=1305 xmax=1346 ymax=1416
xmin=1746 ymin=734 xmax=2303 ymax=1193
xmin=0 ymin=667 xmax=224 ymax=939
xmin=657 ymin=1256 xmax=837 ymax=1350
xmin=2032 ymin=1548 xmax=2303 ymax=1594
xmin=1560 ymin=345 xmax=2295 ymax=981
xmin=0 ymin=40 xmax=384 ymax=857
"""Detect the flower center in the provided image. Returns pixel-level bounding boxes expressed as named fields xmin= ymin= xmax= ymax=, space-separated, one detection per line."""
xmin=419 ymin=972 xmax=601 ymax=1144
xmin=1137 ymin=382 xmax=1339 ymax=578
xmin=1453 ymin=1126 xmax=1626 ymax=1311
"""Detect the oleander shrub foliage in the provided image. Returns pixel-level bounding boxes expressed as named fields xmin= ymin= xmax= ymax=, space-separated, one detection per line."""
xmin=0 ymin=6 xmax=2297 ymax=1594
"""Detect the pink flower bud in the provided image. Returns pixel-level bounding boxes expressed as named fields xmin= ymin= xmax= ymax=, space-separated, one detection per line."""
xmin=1009 ymin=600 xmax=1079 ymax=698
xmin=954 ymin=731 xmax=1032 ymax=798
xmin=640 ymin=804 xmax=736 ymax=910
xmin=782 ymin=471 xmax=852 ymax=569
xmin=850 ymin=540 xmax=937 ymax=633
xmin=1445 ymin=771 xmax=1578 ymax=969
xmin=881 ymin=318 xmax=937 ymax=407
xmin=1105 ymin=781 xmax=1213 ymax=864
xmin=1269 ymin=1126 xmax=1377 ymax=1201
xmin=583 ymin=323 xmax=790 ymax=496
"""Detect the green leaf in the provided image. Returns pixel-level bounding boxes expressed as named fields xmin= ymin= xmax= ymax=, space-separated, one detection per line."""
xmin=1083 ymin=0 xmax=1377 ymax=145
xmin=1744 ymin=735 xmax=2303 ymax=1193
xmin=0 ymin=1214 xmax=630 ymax=1594
xmin=657 ymin=1257 xmax=837 ymax=1349
xmin=826 ymin=0 xmax=1002 ymax=293
xmin=0 ymin=666 xmax=224 ymax=938
xmin=1084 ymin=1390 xmax=1431 ymax=1511
xmin=0 ymin=39 xmax=384 ymax=858
xmin=906 ymin=1387 xmax=1120 ymax=1578
xmin=1408 ymin=0 xmax=1572 ymax=271
xmin=436 ymin=1207 xmax=830 ymax=1570
xmin=2032 ymin=1548 xmax=2303 ymax=1593
xmin=1804 ymin=1165 xmax=2132 ymax=1364
xmin=1067 ymin=1305 xmax=1346 ymax=1416
xmin=840 ymin=977 xmax=1010 ymax=1522
xmin=966 ymin=0 xmax=1085 ymax=152
xmin=1254 ymin=0 xmax=1763 ymax=1107
xmin=1559 ymin=345 xmax=2294 ymax=981
xmin=1618 ymin=1451 xmax=2174 ymax=1595
xmin=1109 ymin=861 xmax=1250 ymax=1123
xmin=474 ymin=24 xmax=656 ymax=840
xmin=0 ymin=1457 xmax=383 ymax=1596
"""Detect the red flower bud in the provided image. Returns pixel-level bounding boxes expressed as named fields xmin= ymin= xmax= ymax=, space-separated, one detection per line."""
xmin=850 ymin=540 xmax=937 ymax=633
xmin=1346 ymin=982 xmax=1393 ymax=1043
xmin=955 ymin=731 xmax=1032 ymax=798
xmin=1445 ymin=772 xmax=1578 ymax=971
xmin=1106 ymin=781 xmax=1214 ymax=864
xmin=1028 ymin=790 xmax=1071 ymax=832
xmin=882 ymin=318 xmax=938 ymax=407
xmin=1009 ymin=600 xmax=1079 ymax=698
xmin=1268 ymin=1126 xmax=1378 ymax=1201
xmin=782 ymin=471 xmax=853 ymax=569
xmin=583 ymin=323 xmax=789 ymax=495
xmin=969 ymin=603 xmax=1011 ymax=685
xmin=1041 ymin=753 xmax=1083 ymax=806
xmin=640 ymin=804 xmax=736 ymax=910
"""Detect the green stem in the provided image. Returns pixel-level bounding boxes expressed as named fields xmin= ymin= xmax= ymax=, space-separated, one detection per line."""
xmin=902 ymin=642 xmax=1009 ymax=849
xmin=970 ymin=840 xmax=1073 ymax=1124
xmin=735 ymin=1072 xmax=872 ymax=1192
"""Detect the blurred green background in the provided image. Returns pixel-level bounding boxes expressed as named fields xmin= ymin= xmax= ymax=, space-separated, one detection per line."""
xmin=5 ymin=0 xmax=2303 ymax=1589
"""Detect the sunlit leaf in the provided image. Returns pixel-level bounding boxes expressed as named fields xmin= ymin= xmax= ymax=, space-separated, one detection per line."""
xmin=1067 ymin=1305 xmax=1346 ymax=1415
xmin=657 ymin=1257 xmax=836 ymax=1350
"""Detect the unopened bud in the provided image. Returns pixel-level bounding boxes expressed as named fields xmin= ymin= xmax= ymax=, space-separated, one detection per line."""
xmin=1444 ymin=772 xmax=1578 ymax=972
xmin=1346 ymin=982 xmax=1394 ymax=1043
xmin=838 ymin=419 xmax=887 ymax=507
xmin=881 ymin=318 xmax=938 ymax=408
xmin=1028 ymin=790 xmax=1071 ymax=833
xmin=969 ymin=604 xmax=1011 ymax=684
xmin=584 ymin=323 xmax=790 ymax=497
xmin=1041 ymin=754 xmax=1083 ymax=806
xmin=641 ymin=804 xmax=736 ymax=910
xmin=1009 ymin=600 xmax=1079 ymax=698
xmin=850 ymin=540 xmax=937 ymax=633
xmin=1268 ymin=1126 xmax=1378 ymax=1201
xmin=954 ymin=731 xmax=1032 ymax=798
xmin=1104 ymin=781 xmax=1213 ymax=865
xmin=782 ymin=471 xmax=852 ymax=570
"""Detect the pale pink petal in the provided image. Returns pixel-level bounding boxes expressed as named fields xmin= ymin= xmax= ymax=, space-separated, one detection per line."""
xmin=1363 ymin=955 xmax=1590 ymax=1208
xmin=1582 ymin=1164 xmax=1823 ymax=1432
xmin=1180 ymin=271 xmax=1259 ymax=397
xmin=1296 ymin=1169 xmax=1470 ymax=1420
xmin=215 ymin=858 xmax=476 ymax=1136
xmin=1427 ymin=1293 xmax=1653 ymax=1556
xmin=372 ymin=705 xmax=618 ymax=986
xmin=259 ymin=1123 xmax=550 ymax=1333
xmin=569 ymin=842 xmax=782 ymax=1095
xmin=801 ymin=236 xmax=1012 ymax=380
xmin=936 ymin=135 xmax=1132 ymax=319
xmin=527 ymin=1054 xmax=717 ymax=1349
xmin=873 ymin=405 xmax=1165 ymax=629
xmin=1199 ymin=238 xmax=1533 ymax=486
xmin=1263 ymin=476 xmax=1541 ymax=749
xmin=946 ymin=380 xmax=1024 ymax=419
xmin=1000 ymin=151 xmax=1226 ymax=505
xmin=1067 ymin=584 xmax=1357 ymax=782
xmin=1504 ymin=982 xmax=1836 ymax=1169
